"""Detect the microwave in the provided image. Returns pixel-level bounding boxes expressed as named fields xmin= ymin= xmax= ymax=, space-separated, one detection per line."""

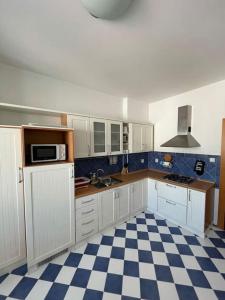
xmin=31 ymin=144 xmax=66 ymax=163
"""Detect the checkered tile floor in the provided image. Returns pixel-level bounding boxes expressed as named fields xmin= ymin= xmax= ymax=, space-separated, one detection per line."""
xmin=1 ymin=212 xmax=225 ymax=300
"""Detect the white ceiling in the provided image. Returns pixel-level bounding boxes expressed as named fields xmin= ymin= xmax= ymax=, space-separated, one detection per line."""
xmin=1 ymin=0 xmax=225 ymax=102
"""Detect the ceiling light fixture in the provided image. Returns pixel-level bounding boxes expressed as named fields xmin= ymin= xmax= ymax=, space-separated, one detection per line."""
xmin=81 ymin=0 xmax=134 ymax=20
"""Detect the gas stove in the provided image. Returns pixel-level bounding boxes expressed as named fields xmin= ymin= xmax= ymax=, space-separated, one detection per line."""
xmin=163 ymin=173 xmax=195 ymax=184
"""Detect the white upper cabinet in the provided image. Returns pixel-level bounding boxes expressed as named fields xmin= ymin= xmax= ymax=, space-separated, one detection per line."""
xmin=108 ymin=121 xmax=123 ymax=155
xmin=129 ymin=123 xmax=142 ymax=153
xmin=129 ymin=123 xmax=154 ymax=153
xmin=90 ymin=118 xmax=108 ymax=157
xmin=142 ymin=124 xmax=154 ymax=152
xmin=67 ymin=115 xmax=90 ymax=158
xmin=0 ymin=128 xmax=26 ymax=274
xmin=67 ymin=114 xmax=153 ymax=157
xmin=24 ymin=163 xmax=75 ymax=268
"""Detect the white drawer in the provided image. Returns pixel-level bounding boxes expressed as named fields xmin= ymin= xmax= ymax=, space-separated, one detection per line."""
xmin=157 ymin=181 xmax=188 ymax=206
xmin=76 ymin=194 xmax=98 ymax=209
xmin=76 ymin=214 xmax=98 ymax=243
xmin=158 ymin=196 xmax=187 ymax=225
xmin=76 ymin=203 xmax=97 ymax=220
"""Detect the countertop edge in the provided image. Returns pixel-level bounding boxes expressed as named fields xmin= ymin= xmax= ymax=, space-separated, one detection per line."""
xmin=75 ymin=168 xmax=215 ymax=199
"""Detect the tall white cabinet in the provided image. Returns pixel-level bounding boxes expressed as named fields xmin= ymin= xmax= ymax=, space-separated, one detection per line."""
xmin=0 ymin=128 xmax=26 ymax=275
xmin=24 ymin=163 xmax=75 ymax=268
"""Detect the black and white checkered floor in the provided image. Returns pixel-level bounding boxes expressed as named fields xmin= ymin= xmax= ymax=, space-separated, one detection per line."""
xmin=1 ymin=212 xmax=225 ymax=300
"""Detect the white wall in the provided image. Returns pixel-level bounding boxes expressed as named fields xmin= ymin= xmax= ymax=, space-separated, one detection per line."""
xmin=149 ymin=80 xmax=225 ymax=155
xmin=0 ymin=62 xmax=149 ymax=123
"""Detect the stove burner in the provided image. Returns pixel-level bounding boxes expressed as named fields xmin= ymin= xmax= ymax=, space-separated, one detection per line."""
xmin=163 ymin=173 xmax=194 ymax=184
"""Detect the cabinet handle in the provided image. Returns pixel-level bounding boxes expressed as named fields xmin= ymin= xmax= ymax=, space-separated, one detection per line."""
xmin=82 ymin=219 xmax=95 ymax=226
xmin=82 ymin=198 xmax=94 ymax=205
xmin=71 ymin=168 xmax=75 ymax=178
xmin=166 ymin=184 xmax=176 ymax=188
xmin=88 ymin=144 xmax=91 ymax=156
xmin=154 ymin=182 xmax=157 ymax=190
xmin=82 ymin=229 xmax=94 ymax=236
xmin=166 ymin=200 xmax=176 ymax=206
xmin=19 ymin=167 xmax=23 ymax=183
xmin=115 ymin=192 xmax=119 ymax=198
xmin=188 ymin=190 xmax=191 ymax=202
xmin=82 ymin=209 xmax=94 ymax=215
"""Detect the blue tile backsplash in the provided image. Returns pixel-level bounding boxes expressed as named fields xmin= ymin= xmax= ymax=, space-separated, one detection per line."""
xmin=75 ymin=152 xmax=149 ymax=178
xmin=75 ymin=151 xmax=220 ymax=187
xmin=148 ymin=151 xmax=221 ymax=187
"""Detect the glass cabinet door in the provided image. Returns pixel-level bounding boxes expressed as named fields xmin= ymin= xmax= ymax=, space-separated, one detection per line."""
xmin=109 ymin=121 xmax=122 ymax=155
xmin=90 ymin=118 xmax=107 ymax=156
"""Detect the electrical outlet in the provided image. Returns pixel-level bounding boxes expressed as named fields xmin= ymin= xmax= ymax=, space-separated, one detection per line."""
xmin=209 ymin=157 xmax=216 ymax=163
xmin=155 ymin=158 xmax=159 ymax=163
xmin=141 ymin=159 xmax=144 ymax=163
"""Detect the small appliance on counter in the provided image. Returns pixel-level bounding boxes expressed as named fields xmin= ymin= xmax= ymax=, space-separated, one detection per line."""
xmin=30 ymin=144 xmax=66 ymax=163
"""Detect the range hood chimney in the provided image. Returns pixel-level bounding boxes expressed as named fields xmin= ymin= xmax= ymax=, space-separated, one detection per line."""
xmin=160 ymin=105 xmax=201 ymax=148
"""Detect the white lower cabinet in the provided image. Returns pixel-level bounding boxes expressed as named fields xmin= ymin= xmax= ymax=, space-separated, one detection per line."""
xmin=75 ymin=178 xmax=209 ymax=245
xmin=0 ymin=128 xmax=26 ymax=275
xmin=24 ymin=163 xmax=75 ymax=269
xmin=98 ymin=189 xmax=116 ymax=231
xmin=158 ymin=197 xmax=187 ymax=226
xmin=130 ymin=180 xmax=144 ymax=215
xmin=75 ymin=194 xmax=98 ymax=243
xmin=148 ymin=179 xmax=158 ymax=213
xmin=187 ymin=189 xmax=206 ymax=235
xmin=157 ymin=181 xmax=188 ymax=206
xmin=115 ymin=185 xmax=130 ymax=222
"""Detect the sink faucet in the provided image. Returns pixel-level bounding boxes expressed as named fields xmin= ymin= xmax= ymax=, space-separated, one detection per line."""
xmin=97 ymin=168 xmax=104 ymax=180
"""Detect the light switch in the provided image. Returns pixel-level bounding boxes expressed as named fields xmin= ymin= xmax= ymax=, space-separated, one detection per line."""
xmin=141 ymin=159 xmax=144 ymax=163
xmin=155 ymin=158 xmax=159 ymax=163
xmin=209 ymin=157 xmax=216 ymax=163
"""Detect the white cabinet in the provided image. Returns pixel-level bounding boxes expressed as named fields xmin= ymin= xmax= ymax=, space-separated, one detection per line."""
xmin=142 ymin=125 xmax=154 ymax=152
xmin=98 ymin=189 xmax=116 ymax=231
xmin=130 ymin=180 xmax=144 ymax=215
xmin=157 ymin=181 xmax=188 ymax=206
xmin=143 ymin=179 xmax=149 ymax=209
xmin=158 ymin=196 xmax=187 ymax=226
xmin=76 ymin=194 xmax=98 ymax=243
xmin=0 ymin=128 xmax=26 ymax=275
xmin=115 ymin=185 xmax=130 ymax=222
xmin=148 ymin=179 xmax=158 ymax=213
xmin=24 ymin=163 xmax=75 ymax=269
xmin=67 ymin=115 xmax=90 ymax=158
xmin=187 ymin=189 xmax=206 ymax=235
xmin=108 ymin=120 xmax=123 ymax=155
xmin=90 ymin=118 xmax=108 ymax=156
xmin=129 ymin=123 xmax=142 ymax=153
xmin=90 ymin=118 xmax=123 ymax=156
xmin=129 ymin=123 xmax=154 ymax=153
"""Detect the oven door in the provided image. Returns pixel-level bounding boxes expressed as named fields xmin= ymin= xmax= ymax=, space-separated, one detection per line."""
xmin=31 ymin=145 xmax=58 ymax=163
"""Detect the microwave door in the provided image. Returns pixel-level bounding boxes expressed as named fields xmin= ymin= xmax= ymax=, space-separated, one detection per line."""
xmin=31 ymin=145 xmax=58 ymax=163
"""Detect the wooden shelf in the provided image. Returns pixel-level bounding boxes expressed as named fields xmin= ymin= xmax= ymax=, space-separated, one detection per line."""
xmin=22 ymin=126 xmax=74 ymax=167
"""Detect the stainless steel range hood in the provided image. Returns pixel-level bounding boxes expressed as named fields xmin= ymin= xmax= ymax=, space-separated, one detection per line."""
xmin=160 ymin=105 xmax=200 ymax=148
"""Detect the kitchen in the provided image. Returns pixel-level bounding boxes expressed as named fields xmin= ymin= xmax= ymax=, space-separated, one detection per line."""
xmin=1 ymin=1 xmax=225 ymax=300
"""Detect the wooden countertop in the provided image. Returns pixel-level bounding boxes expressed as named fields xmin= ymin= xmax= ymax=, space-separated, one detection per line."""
xmin=75 ymin=168 xmax=215 ymax=198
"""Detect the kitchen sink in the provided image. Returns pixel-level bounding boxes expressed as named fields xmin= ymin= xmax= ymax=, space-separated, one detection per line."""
xmin=94 ymin=177 xmax=122 ymax=189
